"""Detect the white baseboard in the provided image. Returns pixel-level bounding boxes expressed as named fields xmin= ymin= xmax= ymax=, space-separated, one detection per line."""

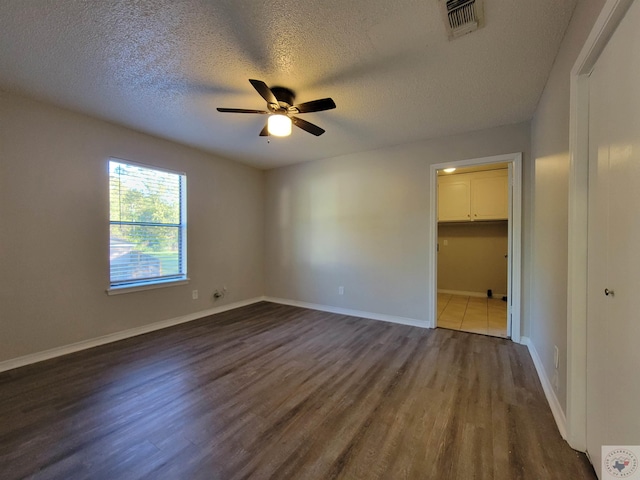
xmin=264 ymin=296 xmax=429 ymax=329
xmin=438 ymin=289 xmax=507 ymax=299
xmin=520 ymin=336 xmax=567 ymax=439
xmin=0 ymin=296 xmax=266 ymax=373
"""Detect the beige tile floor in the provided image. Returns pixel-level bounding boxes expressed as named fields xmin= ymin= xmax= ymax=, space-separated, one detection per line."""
xmin=437 ymin=293 xmax=508 ymax=338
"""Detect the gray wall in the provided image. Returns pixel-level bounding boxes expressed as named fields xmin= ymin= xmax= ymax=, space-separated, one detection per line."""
xmin=264 ymin=122 xmax=530 ymax=323
xmin=529 ymin=0 xmax=606 ymax=413
xmin=437 ymin=222 xmax=508 ymax=296
xmin=0 ymin=90 xmax=265 ymax=363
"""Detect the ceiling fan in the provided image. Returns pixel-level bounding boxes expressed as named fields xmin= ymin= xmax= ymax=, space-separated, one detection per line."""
xmin=217 ymin=79 xmax=336 ymax=137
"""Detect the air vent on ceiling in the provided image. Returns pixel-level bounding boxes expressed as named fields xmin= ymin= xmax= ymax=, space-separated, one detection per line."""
xmin=440 ymin=0 xmax=485 ymax=39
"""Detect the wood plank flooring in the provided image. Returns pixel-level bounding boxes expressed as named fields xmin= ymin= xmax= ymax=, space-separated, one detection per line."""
xmin=438 ymin=293 xmax=508 ymax=338
xmin=0 ymin=302 xmax=595 ymax=479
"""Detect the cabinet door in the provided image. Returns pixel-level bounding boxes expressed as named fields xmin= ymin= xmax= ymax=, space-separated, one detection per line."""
xmin=471 ymin=171 xmax=508 ymax=220
xmin=438 ymin=176 xmax=470 ymax=221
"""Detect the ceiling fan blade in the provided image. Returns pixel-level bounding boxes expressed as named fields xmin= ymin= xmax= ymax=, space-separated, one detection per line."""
xmin=249 ymin=79 xmax=278 ymax=105
xmin=291 ymin=116 xmax=325 ymax=136
xmin=217 ymin=108 xmax=269 ymax=114
xmin=259 ymin=123 xmax=270 ymax=136
xmin=294 ymin=98 xmax=336 ymax=114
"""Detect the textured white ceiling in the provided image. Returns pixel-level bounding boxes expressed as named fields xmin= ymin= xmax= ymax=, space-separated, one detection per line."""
xmin=0 ymin=0 xmax=577 ymax=169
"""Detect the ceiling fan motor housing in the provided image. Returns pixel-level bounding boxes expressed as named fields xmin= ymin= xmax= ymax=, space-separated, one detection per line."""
xmin=270 ymin=87 xmax=296 ymax=110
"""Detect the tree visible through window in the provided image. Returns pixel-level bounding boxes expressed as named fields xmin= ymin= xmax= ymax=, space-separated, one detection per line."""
xmin=109 ymin=159 xmax=186 ymax=288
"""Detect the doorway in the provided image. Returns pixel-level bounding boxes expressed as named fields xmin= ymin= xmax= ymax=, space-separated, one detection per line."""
xmin=437 ymin=163 xmax=510 ymax=337
xmin=428 ymin=153 xmax=522 ymax=343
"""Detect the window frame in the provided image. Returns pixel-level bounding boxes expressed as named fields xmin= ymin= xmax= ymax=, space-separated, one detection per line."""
xmin=106 ymin=158 xmax=188 ymax=295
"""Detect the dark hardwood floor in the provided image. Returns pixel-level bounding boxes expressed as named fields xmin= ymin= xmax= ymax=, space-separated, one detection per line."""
xmin=0 ymin=302 xmax=596 ymax=479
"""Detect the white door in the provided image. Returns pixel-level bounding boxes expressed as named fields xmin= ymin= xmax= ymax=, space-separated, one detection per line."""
xmin=586 ymin=0 xmax=640 ymax=471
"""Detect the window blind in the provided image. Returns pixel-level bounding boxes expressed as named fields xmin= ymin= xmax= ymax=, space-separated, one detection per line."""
xmin=109 ymin=159 xmax=186 ymax=288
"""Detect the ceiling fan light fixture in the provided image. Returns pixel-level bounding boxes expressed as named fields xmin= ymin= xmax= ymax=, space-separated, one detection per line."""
xmin=268 ymin=114 xmax=292 ymax=137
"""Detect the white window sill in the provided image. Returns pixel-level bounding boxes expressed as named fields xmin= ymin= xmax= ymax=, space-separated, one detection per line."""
xmin=106 ymin=278 xmax=190 ymax=296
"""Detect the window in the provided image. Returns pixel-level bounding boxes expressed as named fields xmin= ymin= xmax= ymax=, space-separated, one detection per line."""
xmin=109 ymin=159 xmax=187 ymax=290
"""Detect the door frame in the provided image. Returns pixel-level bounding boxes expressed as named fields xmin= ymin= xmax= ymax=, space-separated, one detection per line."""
xmin=567 ymin=0 xmax=635 ymax=452
xmin=428 ymin=152 xmax=522 ymax=343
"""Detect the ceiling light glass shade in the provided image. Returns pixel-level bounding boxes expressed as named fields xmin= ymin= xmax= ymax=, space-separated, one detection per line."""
xmin=443 ymin=168 xmax=456 ymax=173
xmin=268 ymin=114 xmax=292 ymax=136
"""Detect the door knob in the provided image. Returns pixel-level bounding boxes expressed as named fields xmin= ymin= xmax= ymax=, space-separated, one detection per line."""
xmin=604 ymin=288 xmax=614 ymax=296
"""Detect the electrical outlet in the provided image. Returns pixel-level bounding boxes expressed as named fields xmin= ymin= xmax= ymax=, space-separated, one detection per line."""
xmin=443 ymin=239 xmax=448 ymax=246
xmin=338 ymin=286 xmax=344 ymax=295
xmin=192 ymin=290 xmax=198 ymax=300
xmin=554 ymin=345 xmax=559 ymax=369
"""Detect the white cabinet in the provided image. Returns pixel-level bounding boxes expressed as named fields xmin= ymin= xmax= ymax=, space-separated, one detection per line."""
xmin=438 ymin=169 xmax=508 ymax=222
xmin=438 ymin=176 xmax=471 ymax=221
xmin=472 ymin=172 xmax=509 ymax=220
